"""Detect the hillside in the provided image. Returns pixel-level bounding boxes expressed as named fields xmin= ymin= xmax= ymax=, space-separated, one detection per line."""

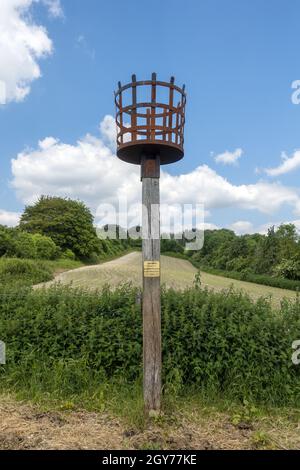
xmin=36 ymin=252 xmax=297 ymax=307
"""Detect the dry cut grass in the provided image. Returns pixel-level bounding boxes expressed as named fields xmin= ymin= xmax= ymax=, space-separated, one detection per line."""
xmin=0 ymin=395 xmax=299 ymax=450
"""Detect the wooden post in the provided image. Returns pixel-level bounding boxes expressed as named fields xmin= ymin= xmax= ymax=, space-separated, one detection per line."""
xmin=141 ymin=154 xmax=161 ymax=414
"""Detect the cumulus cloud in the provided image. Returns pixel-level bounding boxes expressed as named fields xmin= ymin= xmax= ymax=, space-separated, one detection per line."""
xmin=11 ymin=131 xmax=140 ymax=210
xmin=256 ymin=219 xmax=300 ymax=235
xmin=10 ymin=116 xmax=300 ymax=229
xmin=214 ymin=148 xmax=243 ymax=165
xmin=229 ymin=221 xmax=254 ymax=235
xmin=0 ymin=210 xmax=20 ymax=227
xmin=0 ymin=0 xmax=62 ymax=105
xmin=265 ymin=150 xmax=300 ymax=177
xmin=40 ymin=0 xmax=63 ymax=18
xmin=160 ymin=164 xmax=300 ymax=215
xmin=99 ymin=115 xmax=117 ymax=149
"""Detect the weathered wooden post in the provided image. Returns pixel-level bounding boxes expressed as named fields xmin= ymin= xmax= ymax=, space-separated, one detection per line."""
xmin=115 ymin=73 xmax=186 ymax=413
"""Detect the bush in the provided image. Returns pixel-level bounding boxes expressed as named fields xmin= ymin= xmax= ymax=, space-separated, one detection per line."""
xmin=62 ymin=249 xmax=76 ymax=261
xmin=83 ymin=252 xmax=100 ymax=264
xmin=161 ymin=238 xmax=184 ymax=254
xmin=0 ymin=284 xmax=300 ymax=406
xmin=0 ymin=226 xmax=15 ymax=257
xmin=0 ymin=225 xmax=60 ymax=260
xmin=13 ymin=232 xmax=37 ymax=259
xmin=33 ymin=234 xmax=60 ymax=260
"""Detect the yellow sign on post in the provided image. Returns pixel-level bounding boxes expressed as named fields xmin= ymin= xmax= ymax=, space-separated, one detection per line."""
xmin=144 ymin=261 xmax=160 ymax=278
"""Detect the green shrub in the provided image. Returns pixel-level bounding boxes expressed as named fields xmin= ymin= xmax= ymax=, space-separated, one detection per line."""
xmin=33 ymin=234 xmax=60 ymax=260
xmin=0 ymin=226 xmax=15 ymax=257
xmin=83 ymin=252 xmax=100 ymax=264
xmin=0 ymin=225 xmax=60 ymax=261
xmin=161 ymin=238 xmax=184 ymax=254
xmin=13 ymin=232 xmax=37 ymax=259
xmin=0 ymin=284 xmax=299 ymax=406
xmin=62 ymin=249 xmax=76 ymax=261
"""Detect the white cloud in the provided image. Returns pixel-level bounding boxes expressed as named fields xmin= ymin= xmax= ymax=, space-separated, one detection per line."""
xmin=40 ymin=0 xmax=63 ymax=18
xmin=76 ymin=34 xmax=96 ymax=60
xmin=160 ymin=164 xmax=300 ymax=215
xmin=0 ymin=0 xmax=62 ymax=105
xmin=38 ymin=136 xmax=59 ymax=150
xmin=229 ymin=221 xmax=254 ymax=235
xmin=265 ymin=150 xmax=300 ymax=177
xmin=214 ymin=148 xmax=243 ymax=165
xmin=0 ymin=210 xmax=20 ymax=227
xmin=256 ymin=219 xmax=300 ymax=235
xmin=291 ymin=219 xmax=300 ymax=232
xmin=11 ymin=129 xmax=140 ymax=210
xmin=229 ymin=219 xmax=300 ymax=236
xmin=10 ymin=116 xmax=300 ymax=229
xmin=99 ymin=115 xmax=116 ymax=149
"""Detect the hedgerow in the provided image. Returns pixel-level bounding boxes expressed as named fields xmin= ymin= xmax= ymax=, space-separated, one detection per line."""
xmin=0 ymin=284 xmax=299 ymax=406
xmin=192 ymin=263 xmax=300 ymax=291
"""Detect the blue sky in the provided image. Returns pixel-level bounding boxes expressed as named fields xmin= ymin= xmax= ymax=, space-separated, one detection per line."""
xmin=1 ymin=0 xmax=300 ymax=233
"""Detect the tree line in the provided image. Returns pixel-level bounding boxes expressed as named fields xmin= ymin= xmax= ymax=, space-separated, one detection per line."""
xmin=161 ymin=224 xmax=300 ymax=282
xmin=1 ymin=195 xmax=299 ymax=284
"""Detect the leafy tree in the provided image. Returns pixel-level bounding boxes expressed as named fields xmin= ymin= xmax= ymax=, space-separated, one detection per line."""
xmin=253 ymin=227 xmax=279 ymax=274
xmin=188 ymin=224 xmax=300 ymax=281
xmin=0 ymin=225 xmax=15 ymax=257
xmin=276 ymin=223 xmax=299 ymax=242
xmin=276 ymin=224 xmax=299 ymax=261
xmin=275 ymin=256 xmax=300 ymax=280
xmin=19 ymin=196 xmax=99 ymax=259
xmin=161 ymin=237 xmax=184 ymax=253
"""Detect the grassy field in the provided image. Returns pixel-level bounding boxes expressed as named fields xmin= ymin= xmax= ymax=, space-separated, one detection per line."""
xmin=2 ymin=254 xmax=300 ymax=450
xmin=36 ymin=251 xmax=297 ymax=307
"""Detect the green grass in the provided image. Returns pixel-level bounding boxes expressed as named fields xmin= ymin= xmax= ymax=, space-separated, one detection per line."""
xmin=1 ymin=283 xmax=300 ymax=408
xmin=194 ymin=264 xmax=300 ymax=292
xmin=42 ymin=258 xmax=84 ymax=273
xmin=1 ymin=276 xmax=300 ymax=448
xmin=1 ymin=252 xmax=300 ymax=449
xmin=163 ymin=250 xmax=300 ymax=291
xmin=0 ymin=257 xmax=84 ymax=289
xmin=0 ymin=249 xmax=134 ymax=289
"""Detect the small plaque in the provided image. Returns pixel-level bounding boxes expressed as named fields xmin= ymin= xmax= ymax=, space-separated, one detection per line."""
xmin=144 ymin=261 xmax=160 ymax=278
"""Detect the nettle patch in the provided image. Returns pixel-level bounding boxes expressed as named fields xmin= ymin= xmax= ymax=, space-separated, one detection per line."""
xmin=0 ymin=284 xmax=300 ymax=406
